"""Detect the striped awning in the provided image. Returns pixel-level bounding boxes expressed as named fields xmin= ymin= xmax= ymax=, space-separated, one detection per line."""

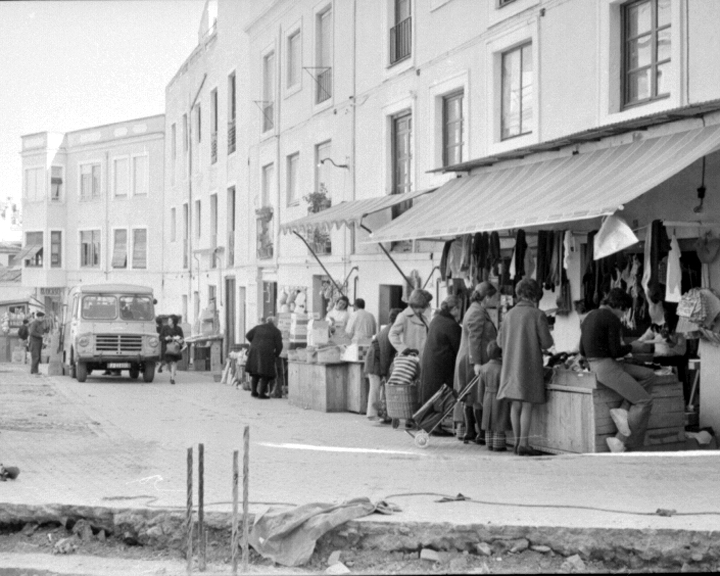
xmin=279 ymin=187 xmax=435 ymax=235
xmin=368 ymin=122 xmax=720 ymax=243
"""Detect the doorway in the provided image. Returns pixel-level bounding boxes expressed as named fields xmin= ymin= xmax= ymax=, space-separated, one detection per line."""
xmin=238 ymin=286 xmax=246 ymax=342
xmin=262 ymin=281 xmax=277 ymax=321
xmin=378 ymin=284 xmax=406 ymax=326
xmin=225 ymin=277 xmax=236 ymax=354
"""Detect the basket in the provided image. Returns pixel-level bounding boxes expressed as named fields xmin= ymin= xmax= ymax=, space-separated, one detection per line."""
xmin=385 ymin=383 xmax=418 ymax=420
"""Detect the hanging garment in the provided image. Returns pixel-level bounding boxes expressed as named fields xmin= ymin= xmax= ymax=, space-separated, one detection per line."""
xmin=514 ymin=229 xmax=527 ymax=280
xmin=641 ymin=222 xmax=653 ymax=297
xmin=545 ymin=231 xmax=560 ymax=291
xmin=524 ymin=246 xmax=535 ymax=281
xmin=439 ymin=240 xmax=454 ymax=281
xmin=583 ymin=231 xmax=597 ymax=310
xmin=488 ymin=232 xmax=501 ymax=276
xmin=447 ymin=241 xmax=464 ymax=279
xmin=666 ymin=234 xmax=682 ymax=303
xmin=460 ymin=235 xmax=472 ymax=272
xmin=536 ymin=230 xmax=549 ymax=288
xmin=593 ymin=214 xmax=639 ymax=260
xmin=563 ymin=230 xmax=572 ymax=271
xmin=648 ymin=220 xmax=671 ymax=301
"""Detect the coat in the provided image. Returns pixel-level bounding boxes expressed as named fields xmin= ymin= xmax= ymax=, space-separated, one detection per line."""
xmin=419 ymin=309 xmax=461 ymax=405
xmin=388 ymin=306 xmax=431 ymax=358
xmin=376 ymin=324 xmax=397 ymax=378
xmin=496 ymin=301 xmax=554 ymax=404
xmin=160 ymin=325 xmax=185 ymax=362
xmin=479 ymin=359 xmax=510 ymax=433
xmin=454 ymin=302 xmax=497 ymax=406
xmin=246 ymin=323 xmax=283 ymax=378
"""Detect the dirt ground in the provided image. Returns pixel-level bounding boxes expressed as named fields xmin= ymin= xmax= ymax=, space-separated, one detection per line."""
xmin=1 ymin=522 xmax=718 ymax=575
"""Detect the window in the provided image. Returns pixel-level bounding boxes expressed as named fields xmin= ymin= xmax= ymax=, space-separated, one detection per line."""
xmin=133 ymin=155 xmax=147 ymax=196
xmin=622 ymin=0 xmax=671 ymax=107
xmin=390 ymin=0 xmax=412 ymax=64
xmin=315 ymin=141 xmax=332 ymax=193
xmin=261 ymin=163 xmax=274 ymax=207
xmin=132 ymin=228 xmax=147 ymax=269
xmin=195 ymin=199 xmax=202 ymax=238
xmin=391 ymin=111 xmax=412 ymax=218
xmin=170 ymin=207 xmax=177 ymax=242
xmin=183 ymin=203 xmax=189 ymax=268
xmin=316 ymin=8 xmax=333 ymax=103
xmin=262 ymin=52 xmax=275 ymax=132
xmin=171 ymin=123 xmax=177 ymax=185
xmin=50 ymin=231 xmax=62 ymax=268
xmin=113 ymin=158 xmax=129 ymax=198
xmin=112 ymin=229 xmax=127 ymax=268
xmin=228 ymin=72 xmax=237 ymax=154
xmin=287 ymin=153 xmax=300 ymax=205
xmin=210 ymin=88 xmax=218 ymax=164
xmin=24 ymin=167 xmax=44 ymax=201
xmin=50 ymin=166 xmax=63 ymax=201
xmin=80 ymin=230 xmax=101 ymax=268
xmin=25 ymin=231 xmax=43 ymax=267
xmin=287 ymin=30 xmax=301 ymax=89
xmin=80 ymin=162 xmax=101 ymax=200
xmin=227 ymin=186 xmax=236 ymax=266
xmin=183 ymin=114 xmax=188 ymax=151
xmin=196 ymin=104 xmax=202 ymax=143
xmin=443 ymin=91 xmax=464 ymax=166
xmin=501 ymin=42 xmax=532 ymax=140
xmin=210 ymin=193 xmax=218 ymax=267
xmin=498 ymin=0 xmax=517 ymax=6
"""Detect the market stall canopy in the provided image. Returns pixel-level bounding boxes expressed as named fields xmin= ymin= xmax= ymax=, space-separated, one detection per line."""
xmin=367 ymin=120 xmax=720 ymax=243
xmin=279 ymin=187 xmax=436 ymax=235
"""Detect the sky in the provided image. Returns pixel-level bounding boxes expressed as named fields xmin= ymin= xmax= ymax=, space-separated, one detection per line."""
xmin=0 ymin=0 xmax=207 ymax=203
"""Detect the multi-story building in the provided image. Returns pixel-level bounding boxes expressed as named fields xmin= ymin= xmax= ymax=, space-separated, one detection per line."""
xmin=19 ymin=115 xmax=165 ymax=315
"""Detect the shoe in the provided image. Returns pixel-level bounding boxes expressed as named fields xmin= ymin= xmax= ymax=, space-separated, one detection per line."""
xmin=609 ymin=408 xmax=631 ymax=437
xmin=475 ymin=434 xmax=486 ymax=446
xmin=518 ymin=446 xmax=544 ymax=457
xmin=251 ymin=391 xmax=259 ymax=398
xmin=170 ymin=379 xmax=175 ymax=385
xmin=606 ymin=437 xmax=626 ymax=453
xmin=404 ymin=420 xmax=415 ymax=429
xmin=487 ymin=445 xmax=495 ymax=451
xmin=257 ymin=394 xmax=270 ymax=399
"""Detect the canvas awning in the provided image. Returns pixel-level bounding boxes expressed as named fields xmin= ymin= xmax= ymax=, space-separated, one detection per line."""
xmin=368 ymin=121 xmax=720 ymax=243
xmin=279 ymin=187 xmax=435 ymax=235
xmin=13 ymin=244 xmax=42 ymax=262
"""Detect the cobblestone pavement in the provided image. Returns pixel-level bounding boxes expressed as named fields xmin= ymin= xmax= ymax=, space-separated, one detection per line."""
xmin=1 ymin=362 xmax=720 ymax=532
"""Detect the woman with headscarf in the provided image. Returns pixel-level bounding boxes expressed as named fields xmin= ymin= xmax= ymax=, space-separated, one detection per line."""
xmin=496 ymin=279 xmax=554 ymax=456
xmin=453 ymin=281 xmax=498 ymax=443
xmin=245 ymin=316 xmax=284 ymax=399
xmin=388 ymin=289 xmax=433 ymax=358
xmin=419 ymin=295 xmax=462 ymax=407
xmin=160 ymin=314 xmax=185 ymax=385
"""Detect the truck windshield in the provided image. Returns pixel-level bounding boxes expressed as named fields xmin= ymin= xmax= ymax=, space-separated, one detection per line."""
xmin=82 ymin=296 xmax=118 ymax=320
xmin=119 ymin=295 xmax=154 ymax=321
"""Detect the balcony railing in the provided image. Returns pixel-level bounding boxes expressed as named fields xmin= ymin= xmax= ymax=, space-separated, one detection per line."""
xmin=228 ymin=120 xmax=236 ymax=154
xmin=262 ymin=102 xmax=274 ymax=132
xmin=390 ymin=16 xmax=412 ymax=65
xmin=316 ymin=68 xmax=332 ymax=104
xmin=211 ymin=131 xmax=218 ymax=164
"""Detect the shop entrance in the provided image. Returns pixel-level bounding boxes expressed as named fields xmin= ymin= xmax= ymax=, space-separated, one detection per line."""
xmin=378 ymin=284 xmax=407 ymax=326
xmin=262 ymin=281 xmax=277 ymax=321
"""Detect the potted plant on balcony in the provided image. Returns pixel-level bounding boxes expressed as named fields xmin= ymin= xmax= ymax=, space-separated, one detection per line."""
xmin=303 ymin=185 xmax=332 ymax=254
xmin=255 ymin=205 xmax=273 ymax=221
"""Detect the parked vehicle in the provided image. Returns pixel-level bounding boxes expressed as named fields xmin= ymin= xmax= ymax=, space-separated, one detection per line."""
xmin=61 ymin=284 xmax=160 ymax=382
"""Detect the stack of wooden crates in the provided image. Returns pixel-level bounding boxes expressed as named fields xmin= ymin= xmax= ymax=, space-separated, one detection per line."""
xmin=530 ymin=369 xmax=685 ymax=454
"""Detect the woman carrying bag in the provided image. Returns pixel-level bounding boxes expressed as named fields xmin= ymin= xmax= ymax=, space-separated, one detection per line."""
xmin=160 ymin=315 xmax=185 ymax=385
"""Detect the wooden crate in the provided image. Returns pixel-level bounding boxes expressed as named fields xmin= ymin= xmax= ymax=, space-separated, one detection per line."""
xmin=530 ymin=370 xmax=685 ymax=454
xmin=345 ymin=362 xmax=369 ymax=414
xmin=288 ymin=361 xmax=346 ymax=412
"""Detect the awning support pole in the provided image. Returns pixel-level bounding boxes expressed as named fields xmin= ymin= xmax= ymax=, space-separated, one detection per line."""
xmin=360 ymin=224 xmax=412 ymax=287
xmin=423 ymin=266 xmax=440 ymax=290
xmin=292 ymin=231 xmax=345 ymax=296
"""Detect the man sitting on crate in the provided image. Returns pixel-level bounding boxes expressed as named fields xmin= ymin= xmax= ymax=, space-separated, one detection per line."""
xmin=580 ymin=288 xmax=657 ymax=453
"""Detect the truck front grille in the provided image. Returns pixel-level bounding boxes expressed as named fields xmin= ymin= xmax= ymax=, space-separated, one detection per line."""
xmin=95 ymin=334 xmax=143 ymax=354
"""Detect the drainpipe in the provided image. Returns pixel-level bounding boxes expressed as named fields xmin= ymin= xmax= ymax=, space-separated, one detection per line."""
xmin=105 ymin=151 xmax=110 ymax=280
xmin=273 ymin=24 xmax=282 ymax=274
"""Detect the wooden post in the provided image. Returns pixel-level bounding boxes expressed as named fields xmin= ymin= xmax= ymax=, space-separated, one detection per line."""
xmin=231 ymin=450 xmax=239 ymax=575
xmin=198 ymin=443 xmax=205 ymax=571
xmin=242 ymin=426 xmax=250 ymax=572
xmin=186 ymin=447 xmax=193 ymax=574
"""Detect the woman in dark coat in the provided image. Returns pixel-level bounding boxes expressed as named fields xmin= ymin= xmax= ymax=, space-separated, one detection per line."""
xmin=419 ymin=295 xmax=462 ymax=406
xmin=160 ymin=315 xmax=184 ymax=385
xmin=245 ymin=316 xmax=283 ymax=399
xmin=454 ymin=281 xmax=498 ymax=443
xmin=496 ymin=279 xmax=554 ymax=456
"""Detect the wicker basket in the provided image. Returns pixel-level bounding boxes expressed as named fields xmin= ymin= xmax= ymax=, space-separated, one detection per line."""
xmin=385 ymin=383 xmax=418 ymax=420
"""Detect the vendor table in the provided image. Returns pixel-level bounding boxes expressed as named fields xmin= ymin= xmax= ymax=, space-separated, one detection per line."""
xmin=288 ymin=361 xmax=346 ymax=412
xmin=529 ymin=370 xmax=685 ymax=454
xmin=345 ymin=362 xmax=369 ymax=414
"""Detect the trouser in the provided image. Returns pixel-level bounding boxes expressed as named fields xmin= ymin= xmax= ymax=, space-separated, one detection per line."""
xmin=367 ymin=374 xmax=382 ymax=418
xmin=463 ymin=404 xmax=484 ymax=441
xmin=251 ymin=374 xmax=271 ymax=396
xmin=485 ymin=431 xmax=507 ymax=450
xmin=29 ymin=338 xmax=42 ymax=374
xmin=588 ymin=358 xmax=656 ymax=450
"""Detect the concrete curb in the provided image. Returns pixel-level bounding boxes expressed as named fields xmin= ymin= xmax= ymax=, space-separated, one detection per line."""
xmin=1 ymin=502 xmax=718 ymax=568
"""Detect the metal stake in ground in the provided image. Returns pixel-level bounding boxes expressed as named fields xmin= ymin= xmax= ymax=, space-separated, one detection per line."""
xmin=242 ymin=426 xmax=250 ymax=572
xmin=198 ymin=443 xmax=206 ymax=571
xmin=231 ymin=450 xmax=239 ymax=575
xmin=187 ymin=446 xmax=193 ymax=575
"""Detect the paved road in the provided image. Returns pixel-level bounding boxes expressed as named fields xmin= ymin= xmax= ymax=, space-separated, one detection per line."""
xmin=2 ymin=362 xmax=720 ymax=532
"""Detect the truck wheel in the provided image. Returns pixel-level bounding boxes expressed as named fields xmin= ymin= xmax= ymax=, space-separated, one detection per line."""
xmin=129 ymin=366 xmax=140 ymax=379
xmin=76 ymin=362 xmax=88 ymax=383
xmin=143 ymin=361 xmax=156 ymax=383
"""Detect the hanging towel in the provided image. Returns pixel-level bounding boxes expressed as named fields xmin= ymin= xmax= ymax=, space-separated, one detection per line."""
xmin=665 ymin=234 xmax=682 ymax=302
xmin=563 ymin=230 xmax=573 ymax=270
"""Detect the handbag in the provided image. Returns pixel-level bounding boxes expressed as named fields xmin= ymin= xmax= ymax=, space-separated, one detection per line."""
xmin=166 ymin=341 xmax=181 ymax=355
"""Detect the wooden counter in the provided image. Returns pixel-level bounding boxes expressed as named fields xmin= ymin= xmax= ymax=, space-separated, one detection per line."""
xmin=288 ymin=361 xmax=347 ymax=412
xmin=345 ymin=362 xmax=369 ymax=414
xmin=529 ymin=370 xmax=685 ymax=454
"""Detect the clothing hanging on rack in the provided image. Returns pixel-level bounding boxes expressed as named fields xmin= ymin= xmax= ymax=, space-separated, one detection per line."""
xmin=439 ymin=239 xmax=454 ymax=281
xmin=513 ymin=229 xmax=527 ymax=281
xmin=666 ymin=233 xmax=682 ymax=303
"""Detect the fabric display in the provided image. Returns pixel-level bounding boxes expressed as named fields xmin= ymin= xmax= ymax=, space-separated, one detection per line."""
xmin=387 ymin=354 xmax=420 ymax=386
xmin=676 ymin=287 xmax=720 ymax=345
xmin=665 ymin=234 xmax=682 ymax=303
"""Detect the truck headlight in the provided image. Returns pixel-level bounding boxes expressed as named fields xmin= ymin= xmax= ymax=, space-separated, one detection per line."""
xmin=78 ymin=335 xmax=91 ymax=348
xmin=148 ymin=336 xmax=159 ymax=348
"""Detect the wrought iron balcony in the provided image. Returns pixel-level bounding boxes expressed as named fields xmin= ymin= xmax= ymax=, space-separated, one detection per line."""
xmin=390 ymin=17 xmax=412 ymax=65
xmin=227 ymin=120 xmax=236 ymax=154
xmin=211 ymin=131 xmax=218 ymax=164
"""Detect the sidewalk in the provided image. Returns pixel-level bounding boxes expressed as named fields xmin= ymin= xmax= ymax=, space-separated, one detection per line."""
xmin=1 ymin=361 xmax=720 ymax=561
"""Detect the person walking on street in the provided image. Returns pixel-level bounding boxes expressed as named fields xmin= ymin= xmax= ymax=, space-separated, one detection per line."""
xmin=245 ymin=317 xmax=283 ymax=399
xmin=580 ymin=288 xmax=657 ymax=452
xmin=345 ymin=298 xmax=377 ymax=341
xmin=496 ymin=279 xmax=554 ymax=456
xmin=454 ymin=281 xmax=498 ymax=443
xmin=155 ymin=317 xmax=167 ymax=374
xmin=160 ymin=315 xmax=184 ymax=385
xmin=28 ymin=312 xmax=48 ymax=375
xmin=420 ymin=295 xmax=462 ymax=407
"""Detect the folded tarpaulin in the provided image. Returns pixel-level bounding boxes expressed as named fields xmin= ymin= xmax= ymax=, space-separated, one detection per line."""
xmin=248 ymin=497 xmax=376 ymax=566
